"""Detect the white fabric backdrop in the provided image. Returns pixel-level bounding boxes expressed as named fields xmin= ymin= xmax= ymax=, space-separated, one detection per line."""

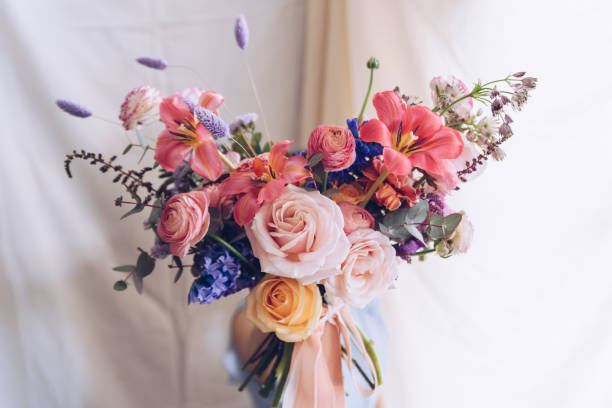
xmin=2 ymin=0 xmax=612 ymax=407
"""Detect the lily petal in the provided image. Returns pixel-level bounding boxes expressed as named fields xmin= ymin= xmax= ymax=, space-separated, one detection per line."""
xmin=410 ymin=153 xmax=459 ymax=189
xmin=221 ymin=173 xmax=259 ymax=195
xmin=257 ymin=178 xmax=286 ymax=204
xmin=383 ymin=147 xmax=413 ymax=176
xmin=281 ymin=155 xmax=311 ymax=184
xmin=372 ymin=91 xmax=405 ymax=133
xmin=159 ymin=95 xmax=191 ymax=130
xmin=402 ymin=105 xmax=443 ymax=138
xmin=269 ymin=140 xmax=294 ymax=174
xmin=359 ymin=119 xmax=393 ymax=147
xmin=234 ymin=192 xmax=260 ymax=226
xmin=418 ymin=126 xmax=464 ymax=159
xmin=190 ymin=139 xmax=223 ymax=181
xmin=154 ymin=130 xmax=191 ymax=172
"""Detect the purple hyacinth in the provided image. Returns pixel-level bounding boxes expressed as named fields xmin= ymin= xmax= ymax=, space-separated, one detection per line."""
xmin=136 ymin=56 xmax=168 ymax=70
xmin=395 ymin=239 xmax=425 ymax=261
xmin=234 ymin=14 xmax=249 ymax=50
xmin=55 ymin=99 xmax=92 ymax=118
xmin=188 ymin=240 xmax=263 ymax=304
xmin=195 ymin=107 xmax=229 ymax=139
xmin=229 ymin=112 xmax=258 ymax=133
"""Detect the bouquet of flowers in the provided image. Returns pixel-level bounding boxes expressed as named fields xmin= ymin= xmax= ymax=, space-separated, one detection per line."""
xmin=56 ymin=14 xmax=536 ymax=408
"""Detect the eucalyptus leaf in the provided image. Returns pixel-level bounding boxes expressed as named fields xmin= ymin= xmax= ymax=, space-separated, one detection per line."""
xmin=135 ymin=250 xmax=155 ymax=277
xmin=379 ymin=223 xmax=411 ymax=240
xmin=112 ymin=265 xmax=135 ymax=272
xmin=426 ymin=215 xmax=447 ymax=239
xmin=405 ymin=200 xmax=429 ymax=224
xmin=442 ymin=213 xmax=463 ymax=236
xmin=145 ymin=200 xmax=162 ymax=229
xmin=132 ymin=273 xmax=143 ymax=294
xmin=405 ymin=224 xmax=425 ymax=244
xmin=306 ymin=152 xmax=324 ymax=168
xmin=113 ymin=280 xmax=127 ymax=291
xmin=120 ymin=204 xmax=144 ymax=220
xmin=382 ymin=208 xmax=409 ymax=228
xmin=173 ymin=256 xmax=184 ymax=283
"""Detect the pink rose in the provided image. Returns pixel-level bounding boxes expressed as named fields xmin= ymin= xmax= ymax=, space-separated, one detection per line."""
xmin=324 ymin=229 xmax=404 ymax=309
xmin=337 ymin=202 xmax=375 ymax=234
xmin=157 ymin=191 xmax=210 ymax=258
xmin=307 ymin=125 xmax=356 ymax=171
xmin=245 ymin=185 xmax=350 ymax=284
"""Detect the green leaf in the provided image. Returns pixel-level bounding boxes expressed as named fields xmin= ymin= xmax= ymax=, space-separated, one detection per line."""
xmin=144 ymin=200 xmax=162 ymax=229
xmin=306 ymin=152 xmax=324 ymax=168
xmin=112 ymin=265 xmax=135 ymax=272
xmin=262 ymin=141 xmax=272 ymax=153
xmin=405 ymin=224 xmax=425 ymax=244
xmin=405 ymin=200 xmax=429 ymax=224
xmin=132 ymin=273 xmax=143 ymax=294
xmin=122 ymin=144 xmax=133 ymax=155
xmin=382 ymin=208 xmax=410 ymax=228
xmin=172 ymin=256 xmax=184 ymax=283
xmin=379 ymin=223 xmax=411 ymax=241
xmin=427 ymin=215 xmax=445 ymax=239
xmin=252 ymin=132 xmax=262 ymax=152
xmin=136 ymin=249 xmax=155 ymax=278
xmin=442 ymin=213 xmax=463 ymax=236
xmin=113 ymin=280 xmax=127 ymax=291
xmin=120 ymin=204 xmax=144 ymax=220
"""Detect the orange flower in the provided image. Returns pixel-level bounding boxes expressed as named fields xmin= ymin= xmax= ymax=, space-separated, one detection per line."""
xmin=331 ymin=181 xmax=367 ymax=205
xmin=245 ymin=275 xmax=322 ymax=342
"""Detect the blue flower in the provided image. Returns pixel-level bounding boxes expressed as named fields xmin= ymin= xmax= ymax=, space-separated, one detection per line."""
xmin=188 ymin=239 xmax=263 ymax=304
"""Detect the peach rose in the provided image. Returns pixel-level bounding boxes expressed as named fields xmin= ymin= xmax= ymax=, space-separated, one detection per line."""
xmin=324 ymin=228 xmax=404 ymax=309
xmin=337 ymin=202 xmax=375 ymax=234
xmin=246 ymin=275 xmax=323 ymax=342
xmin=157 ymin=191 xmax=210 ymax=258
xmin=245 ymin=185 xmax=350 ymax=284
xmin=307 ymin=125 xmax=356 ymax=171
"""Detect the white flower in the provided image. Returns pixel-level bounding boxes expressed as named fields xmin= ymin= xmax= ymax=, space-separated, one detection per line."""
xmin=118 ymin=86 xmax=162 ymax=130
xmin=430 ymin=75 xmax=473 ymax=120
xmin=476 ymin=116 xmax=499 ymax=138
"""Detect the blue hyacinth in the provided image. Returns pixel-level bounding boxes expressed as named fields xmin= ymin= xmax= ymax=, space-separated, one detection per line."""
xmin=188 ymin=240 xmax=262 ymax=305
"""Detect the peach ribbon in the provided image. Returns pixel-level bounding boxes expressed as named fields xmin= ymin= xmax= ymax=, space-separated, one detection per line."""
xmin=282 ymin=305 xmax=378 ymax=408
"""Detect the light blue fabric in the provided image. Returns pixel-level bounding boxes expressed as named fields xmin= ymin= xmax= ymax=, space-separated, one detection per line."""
xmin=225 ymin=300 xmax=387 ymax=407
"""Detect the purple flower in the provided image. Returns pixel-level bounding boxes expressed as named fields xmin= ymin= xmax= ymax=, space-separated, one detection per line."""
xmin=150 ymin=237 xmax=171 ymax=260
xmin=234 ymin=14 xmax=249 ymax=50
xmin=136 ymin=56 xmax=168 ymax=70
xmin=195 ymin=107 xmax=229 ymax=139
xmin=395 ymin=240 xmax=425 ymax=261
xmin=229 ymin=113 xmax=258 ymax=133
xmin=55 ymin=99 xmax=92 ymax=118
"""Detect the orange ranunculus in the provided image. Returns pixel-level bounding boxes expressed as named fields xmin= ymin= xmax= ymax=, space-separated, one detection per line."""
xmin=245 ymin=275 xmax=323 ymax=342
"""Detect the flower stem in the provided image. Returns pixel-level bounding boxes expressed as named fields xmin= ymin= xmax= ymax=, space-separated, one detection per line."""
xmin=357 ymin=326 xmax=383 ymax=386
xmin=207 ymin=232 xmax=258 ymax=272
xmin=358 ymin=67 xmax=376 ymax=125
xmin=412 ymin=248 xmax=436 ymax=256
xmin=323 ymin=171 xmax=329 ymax=192
xmin=359 ymin=168 xmax=388 ymax=208
xmin=219 ymin=152 xmax=237 ymax=172
xmin=271 ymin=342 xmax=294 ymax=408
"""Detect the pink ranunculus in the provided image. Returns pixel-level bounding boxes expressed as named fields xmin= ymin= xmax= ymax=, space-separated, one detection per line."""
xmin=324 ymin=228 xmax=404 ymax=309
xmin=245 ymin=185 xmax=350 ymax=284
xmin=157 ymin=191 xmax=210 ymax=258
xmin=337 ymin=202 xmax=375 ymax=234
xmin=307 ymin=125 xmax=356 ymax=172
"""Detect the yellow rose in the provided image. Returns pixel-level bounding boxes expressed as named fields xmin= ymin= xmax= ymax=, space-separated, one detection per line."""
xmin=245 ymin=275 xmax=323 ymax=342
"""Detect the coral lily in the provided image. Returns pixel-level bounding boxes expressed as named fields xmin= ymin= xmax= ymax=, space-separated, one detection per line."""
xmin=221 ymin=140 xmax=311 ymax=226
xmin=360 ymin=90 xmax=464 ymax=188
xmin=155 ymin=95 xmax=227 ymax=181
